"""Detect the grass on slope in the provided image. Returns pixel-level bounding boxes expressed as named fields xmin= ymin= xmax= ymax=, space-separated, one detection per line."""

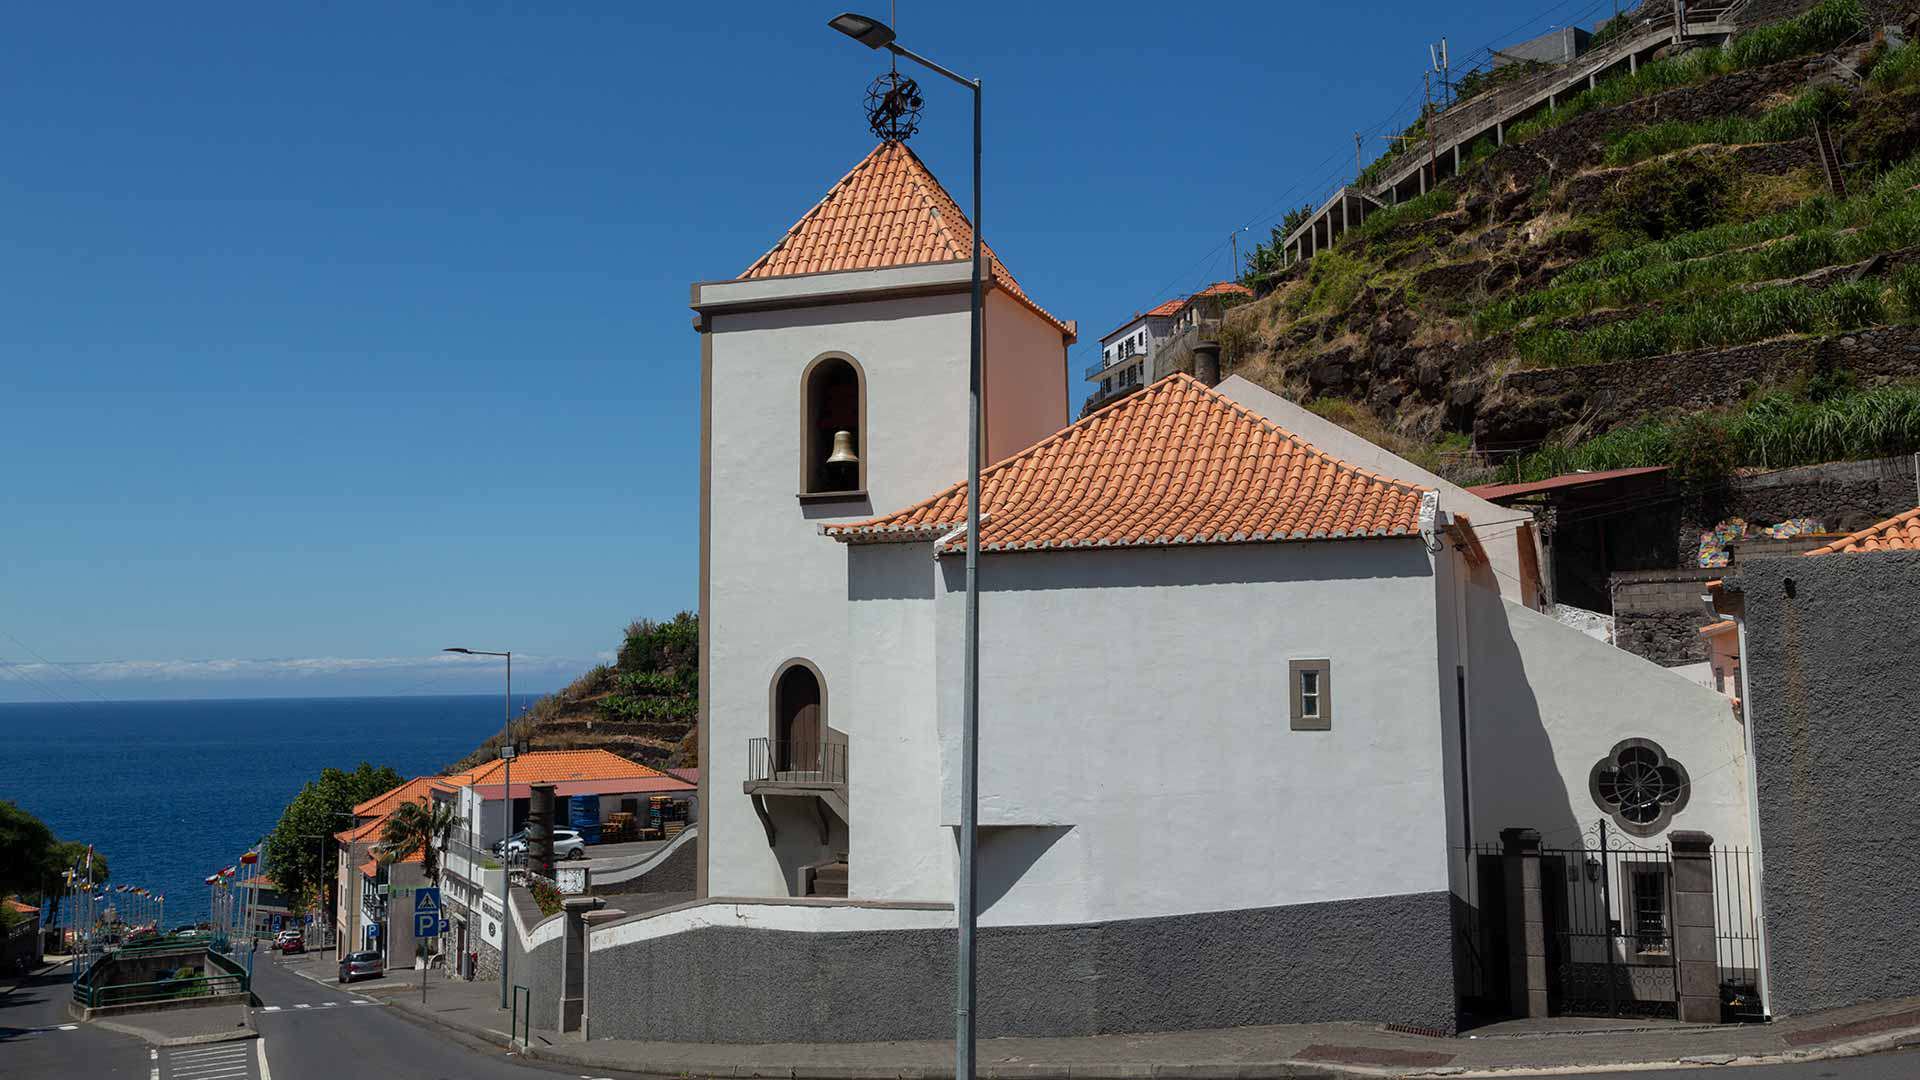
xmin=1475 ymin=155 xmax=1920 ymax=336
xmin=1513 ymin=270 xmax=1918 ymax=367
xmin=1502 ymin=382 xmax=1920 ymax=483
xmin=1505 ymin=0 xmax=1866 ymax=145
xmin=1602 ymin=84 xmax=1843 ymax=166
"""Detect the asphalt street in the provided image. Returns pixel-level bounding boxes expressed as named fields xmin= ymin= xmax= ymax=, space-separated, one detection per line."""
xmin=9 ymin=952 xmax=1920 ymax=1079
xmin=247 ymin=949 xmax=623 ymax=1080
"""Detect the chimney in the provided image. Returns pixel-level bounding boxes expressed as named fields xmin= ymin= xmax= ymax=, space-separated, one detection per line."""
xmin=1193 ymin=338 xmax=1222 ymax=388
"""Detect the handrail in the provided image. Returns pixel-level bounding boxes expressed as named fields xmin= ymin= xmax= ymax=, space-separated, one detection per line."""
xmin=747 ymin=737 xmax=848 ymax=785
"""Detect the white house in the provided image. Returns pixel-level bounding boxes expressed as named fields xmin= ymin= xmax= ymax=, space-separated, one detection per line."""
xmin=649 ymin=133 xmax=1757 ymax=1040
xmin=1089 ymin=282 xmax=1252 ymax=401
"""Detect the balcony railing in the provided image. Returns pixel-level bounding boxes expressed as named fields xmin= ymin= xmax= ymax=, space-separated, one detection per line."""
xmin=747 ymin=738 xmax=848 ymax=787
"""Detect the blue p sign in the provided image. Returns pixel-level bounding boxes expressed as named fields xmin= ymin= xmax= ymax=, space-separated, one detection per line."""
xmin=414 ymin=911 xmax=439 ymax=938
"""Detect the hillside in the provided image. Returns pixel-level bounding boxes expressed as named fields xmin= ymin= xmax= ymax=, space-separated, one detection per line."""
xmin=451 ymin=613 xmax=698 ymax=772
xmin=1209 ymin=0 xmax=1920 ymax=490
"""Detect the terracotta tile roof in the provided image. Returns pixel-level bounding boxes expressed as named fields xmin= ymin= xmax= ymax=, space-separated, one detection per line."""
xmin=358 ymin=859 xmax=378 ymax=880
xmin=1191 ymin=281 xmax=1253 ymax=300
xmin=6 ymin=899 xmax=38 ymax=916
xmin=824 ymin=373 xmax=1430 ymax=553
xmin=1804 ymin=506 xmax=1920 ymax=555
xmin=352 ymin=776 xmax=444 ymax=818
xmin=449 ymin=749 xmax=672 ymax=788
xmin=739 ymin=140 xmax=1071 ymax=338
xmin=1102 ymin=283 xmax=1252 ymax=344
xmin=237 ymin=875 xmax=277 ymax=890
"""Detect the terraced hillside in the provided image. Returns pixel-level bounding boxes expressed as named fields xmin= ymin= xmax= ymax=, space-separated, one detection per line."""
xmin=1217 ymin=0 xmax=1920 ymax=489
xmin=450 ymin=613 xmax=698 ymax=772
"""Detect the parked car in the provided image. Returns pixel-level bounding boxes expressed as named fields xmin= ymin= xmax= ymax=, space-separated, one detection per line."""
xmin=281 ymin=935 xmax=305 ymax=955
xmin=273 ymin=929 xmax=304 ymax=952
xmin=492 ymin=828 xmax=588 ymax=860
xmin=337 ymin=950 xmax=384 ymax=983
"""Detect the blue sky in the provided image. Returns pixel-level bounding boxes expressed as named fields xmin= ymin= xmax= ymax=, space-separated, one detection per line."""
xmin=0 ymin=0 xmax=1623 ymax=702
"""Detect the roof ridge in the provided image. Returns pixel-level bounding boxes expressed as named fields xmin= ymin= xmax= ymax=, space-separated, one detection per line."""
xmin=739 ymin=142 xmax=892 ymax=279
xmin=1199 ymin=378 xmax=1432 ymax=499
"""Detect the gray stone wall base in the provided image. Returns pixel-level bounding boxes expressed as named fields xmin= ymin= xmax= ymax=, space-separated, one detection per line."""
xmin=588 ymin=891 xmax=1457 ymax=1043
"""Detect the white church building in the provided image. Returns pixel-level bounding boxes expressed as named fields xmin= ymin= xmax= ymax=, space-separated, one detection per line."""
xmin=558 ymin=134 xmax=1768 ymax=1042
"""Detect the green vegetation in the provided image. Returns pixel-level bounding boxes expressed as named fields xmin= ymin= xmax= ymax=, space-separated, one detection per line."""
xmin=1353 ymin=188 xmax=1457 ymax=242
xmin=1516 ymin=278 xmax=1893 ymax=366
xmin=599 ymin=613 xmax=696 ymax=726
xmin=1452 ymin=59 xmax=1550 ymax=106
xmin=1506 ymin=0 xmax=1866 ymax=145
xmin=1602 ymin=85 xmax=1843 ymax=166
xmin=263 ymin=762 xmax=406 ymax=913
xmin=1504 ymin=382 xmax=1920 ymax=483
xmin=1868 ymin=41 xmax=1920 ymax=90
xmin=378 ymin=800 xmax=456 ymax=885
xmin=1 ymin=802 xmax=108 ymax=932
xmin=1476 ymin=156 xmax=1920 ymax=336
xmin=1285 ymin=250 xmax=1371 ymax=318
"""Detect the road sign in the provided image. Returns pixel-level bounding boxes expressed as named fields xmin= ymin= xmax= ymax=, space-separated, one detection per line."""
xmin=414 ymin=887 xmax=441 ymax=915
xmin=439 ymin=918 xmax=450 ymax=935
xmin=271 ymin=914 xmax=282 ymax=932
xmin=368 ymin=923 xmax=379 ymax=938
xmin=415 ymin=911 xmax=440 ymax=938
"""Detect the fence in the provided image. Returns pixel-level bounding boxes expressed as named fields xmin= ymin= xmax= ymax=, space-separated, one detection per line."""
xmin=747 ymin=738 xmax=848 ymax=786
xmin=71 ymin=941 xmax=250 ymax=1010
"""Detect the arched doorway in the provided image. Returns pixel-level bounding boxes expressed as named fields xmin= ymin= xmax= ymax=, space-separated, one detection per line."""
xmin=773 ymin=661 xmax=824 ymax=778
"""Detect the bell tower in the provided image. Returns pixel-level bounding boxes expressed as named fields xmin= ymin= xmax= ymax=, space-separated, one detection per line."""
xmin=690 ymin=127 xmax=1074 ymax=901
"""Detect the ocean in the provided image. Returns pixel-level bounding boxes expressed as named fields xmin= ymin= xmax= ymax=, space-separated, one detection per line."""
xmin=0 ymin=694 xmax=537 ymax=925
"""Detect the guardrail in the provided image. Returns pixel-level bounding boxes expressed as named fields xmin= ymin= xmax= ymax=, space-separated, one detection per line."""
xmin=72 ymin=946 xmax=250 ymax=1010
xmin=747 ymin=737 xmax=848 ymax=786
xmin=510 ymin=984 xmax=533 ymax=1047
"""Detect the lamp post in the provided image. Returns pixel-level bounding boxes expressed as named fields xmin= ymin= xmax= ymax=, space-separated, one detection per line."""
xmin=828 ymin=15 xmax=984 ymax=1080
xmin=444 ymin=646 xmax=514 ymax=1008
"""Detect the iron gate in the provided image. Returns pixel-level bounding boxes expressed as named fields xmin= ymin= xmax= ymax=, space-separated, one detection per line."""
xmin=1544 ymin=831 xmax=1678 ymax=1018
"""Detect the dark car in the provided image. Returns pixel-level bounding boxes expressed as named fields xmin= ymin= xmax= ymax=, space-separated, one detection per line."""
xmin=337 ymin=950 xmax=384 ymax=983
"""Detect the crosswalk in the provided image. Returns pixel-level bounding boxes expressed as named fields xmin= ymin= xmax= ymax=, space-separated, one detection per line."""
xmin=159 ymin=1041 xmax=259 ymax=1080
xmin=255 ymin=999 xmax=375 ymax=1013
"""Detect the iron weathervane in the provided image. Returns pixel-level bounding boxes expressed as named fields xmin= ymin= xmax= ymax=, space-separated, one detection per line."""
xmin=865 ymin=69 xmax=924 ymax=141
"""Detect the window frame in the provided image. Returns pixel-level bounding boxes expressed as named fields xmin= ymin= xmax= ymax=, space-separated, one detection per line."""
xmin=797 ymin=352 xmax=868 ymax=501
xmin=1288 ymin=658 xmax=1332 ymax=731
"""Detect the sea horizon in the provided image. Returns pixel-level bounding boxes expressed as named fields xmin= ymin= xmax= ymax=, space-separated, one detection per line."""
xmin=2 ymin=693 xmax=541 ymax=926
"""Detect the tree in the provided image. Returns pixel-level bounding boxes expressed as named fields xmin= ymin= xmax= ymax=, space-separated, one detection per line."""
xmin=378 ymin=801 xmax=456 ymax=886
xmin=0 ymin=800 xmax=54 ymax=897
xmin=263 ymin=763 xmax=405 ymax=915
xmin=39 ymin=841 xmax=109 ymax=929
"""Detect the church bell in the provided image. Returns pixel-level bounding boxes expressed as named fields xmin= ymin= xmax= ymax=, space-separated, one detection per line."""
xmin=825 ymin=429 xmax=860 ymax=466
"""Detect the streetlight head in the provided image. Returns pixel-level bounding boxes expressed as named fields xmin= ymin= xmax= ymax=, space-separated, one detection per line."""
xmin=829 ymin=12 xmax=895 ymax=49
xmin=443 ymin=647 xmax=473 ymax=654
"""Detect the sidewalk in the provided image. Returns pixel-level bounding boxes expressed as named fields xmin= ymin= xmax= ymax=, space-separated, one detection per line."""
xmin=379 ymin=976 xmax=1920 ymax=1079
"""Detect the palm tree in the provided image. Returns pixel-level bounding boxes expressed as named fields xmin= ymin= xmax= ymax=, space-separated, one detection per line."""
xmin=377 ymin=802 xmax=456 ymax=886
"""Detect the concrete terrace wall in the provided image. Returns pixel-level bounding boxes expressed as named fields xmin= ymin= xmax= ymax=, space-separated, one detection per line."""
xmin=585 ymin=895 xmax=1456 ymax=1042
xmin=1732 ymin=551 xmax=1920 ymax=1015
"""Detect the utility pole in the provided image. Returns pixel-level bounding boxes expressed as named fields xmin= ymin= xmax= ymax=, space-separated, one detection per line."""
xmin=1354 ymin=131 xmax=1365 ymax=182
xmin=1230 ymin=229 xmax=1240 ymax=281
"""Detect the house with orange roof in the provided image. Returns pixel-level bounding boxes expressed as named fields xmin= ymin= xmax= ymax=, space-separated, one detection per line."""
xmin=433 ymin=749 xmax=692 ymax=972
xmin=332 ymin=775 xmax=442 ymax=961
xmin=1086 ymin=282 xmax=1252 ymax=405
xmin=1703 ymin=504 xmax=1920 ymax=1017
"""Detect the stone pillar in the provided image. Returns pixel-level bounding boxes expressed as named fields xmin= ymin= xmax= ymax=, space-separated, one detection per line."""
xmin=579 ymin=906 xmax=623 ymax=1041
xmin=1496 ymin=121 xmax=1504 ymax=146
xmin=529 ymin=782 xmax=556 ymax=879
xmin=1502 ymin=827 xmax=1550 ymax=1018
xmin=557 ymin=895 xmax=605 ymax=1033
xmin=1670 ymin=830 xmax=1720 ymax=1023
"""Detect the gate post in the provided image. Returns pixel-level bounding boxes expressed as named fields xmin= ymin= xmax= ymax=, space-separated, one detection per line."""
xmin=1501 ymin=827 xmax=1550 ymax=1018
xmin=1670 ymin=831 xmax=1719 ymax=1023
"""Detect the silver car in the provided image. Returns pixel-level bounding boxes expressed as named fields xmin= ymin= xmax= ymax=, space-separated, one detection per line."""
xmin=337 ymin=950 xmax=384 ymax=983
xmin=495 ymin=828 xmax=588 ymax=860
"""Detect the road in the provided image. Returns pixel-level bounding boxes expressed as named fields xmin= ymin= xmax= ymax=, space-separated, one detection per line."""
xmin=246 ymin=950 xmax=620 ymax=1080
xmin=9 ymin=953 xmax=1920 ymax=1079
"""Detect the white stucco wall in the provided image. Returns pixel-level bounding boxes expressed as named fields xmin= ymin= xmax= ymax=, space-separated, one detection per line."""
xmin=923 ymin=540 xmax=1458 ymax=927
xmin=705 ymin=281 xmax=1071 ymax=901
xmin=1464 ymin=588 xmax=1751 ymax=852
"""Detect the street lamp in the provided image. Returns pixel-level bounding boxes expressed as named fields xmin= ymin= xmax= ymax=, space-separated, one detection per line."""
xmin=828 ymin=15 xmax=985 ymax=1080
xmin=444 ymin=646 xmax=514 ymax=1008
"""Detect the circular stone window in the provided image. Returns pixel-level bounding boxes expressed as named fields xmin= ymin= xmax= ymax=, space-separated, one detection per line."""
xmin=1589 ymin=738 xmax=1690 ymax=837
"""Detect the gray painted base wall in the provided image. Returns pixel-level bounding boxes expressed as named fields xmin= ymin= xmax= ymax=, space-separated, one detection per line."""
xmin=1735 ymin=552 xmax=1920 ymax=1015
xmin=590 ymin=891 xmax=1456 ymax=1042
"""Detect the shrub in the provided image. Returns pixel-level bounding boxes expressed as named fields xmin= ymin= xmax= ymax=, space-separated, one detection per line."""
xmin=1516 ymin=280 xmax=1888 ymax=366
xmin=1600 ymin=154 xmax=1733 ymax=241
xmin=1286 ymin=250 xmax=1370 ymax=317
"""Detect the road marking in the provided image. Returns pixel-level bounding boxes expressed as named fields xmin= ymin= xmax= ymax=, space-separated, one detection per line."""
xmin=257 ymin=1037 xmax=273 ymax=1080
xmin=319 ymin=1001 xmax=338 ymax=1007
xmin=293 ymin=1003 xmax=311 ymax=1009
xmin=57 ymin=1024 xmax=77 ymax=1030
xmin=151 ymin=1049 xmax=159 ymax=1060
xmin=261 ymin=1005 xmax=281 ymax=1011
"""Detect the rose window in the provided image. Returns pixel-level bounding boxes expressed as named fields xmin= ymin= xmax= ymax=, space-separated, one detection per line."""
xmin=1589 ymin=739 xmax=1690 ymax=837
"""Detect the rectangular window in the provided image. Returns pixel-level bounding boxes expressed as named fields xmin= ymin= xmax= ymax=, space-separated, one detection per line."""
xmin=1289 ymin=659 xmax=1332 ymax=730
xmin=1631 ymin=868 xmax=1669 ymax=953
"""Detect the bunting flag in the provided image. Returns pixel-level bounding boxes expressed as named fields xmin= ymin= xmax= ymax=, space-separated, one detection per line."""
xmin=239 ymin=850 xmax=259 ymax=865
xmin=221 ymin=866 xmax=236 ymax=878
xmin=205 ymin=874 xmax=217 ymax=884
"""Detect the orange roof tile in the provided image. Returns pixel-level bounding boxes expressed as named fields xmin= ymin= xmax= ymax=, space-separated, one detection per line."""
xmin=7 ymin=899 xmax=38 ymax=915
xmin=352 ymin=776 xmax=444 ymax=818
xmin=1804 ymin=506 xmax=1920 ymax=555
xmin=825 ymin=374 xmax=1429 ymax=553
xmin=358 ymin=859 xmax=378 ymax=880
xmin=450 ymin=748 xmax=675 ymax=789
xmin=739 ymin=140 xmax=1071 ymax=338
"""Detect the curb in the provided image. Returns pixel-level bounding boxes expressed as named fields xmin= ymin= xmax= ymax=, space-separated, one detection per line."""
xmin=1400 ymin=1023 xmax=1920 ymax=1077
xmin=93 ymin=1018 xmax=259 ymax=1049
